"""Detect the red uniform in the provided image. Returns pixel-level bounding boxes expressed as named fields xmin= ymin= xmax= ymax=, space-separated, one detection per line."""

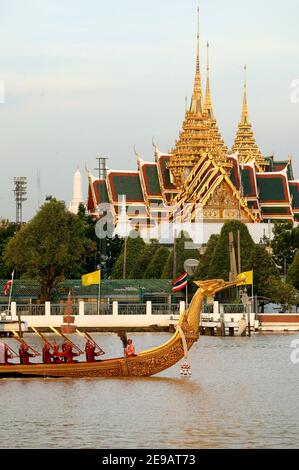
xmin=61 ymin=341 xmax=79 ymax=364
xmin=19 ymin=343 xmax=34 ymax=365
xmin=125 ymin=339 xmax=136 ymax=358
xmin=42 ymin=342 xmax=53 ymax=364
xmin=52 ymin=345 xmax=62 ymax=363
xmin=85 ymin=340 xmax=101 ymax=363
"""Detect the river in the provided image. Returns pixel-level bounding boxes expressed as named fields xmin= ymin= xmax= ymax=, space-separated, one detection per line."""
xmin=0 ymin=332 xmax=298 ymax=449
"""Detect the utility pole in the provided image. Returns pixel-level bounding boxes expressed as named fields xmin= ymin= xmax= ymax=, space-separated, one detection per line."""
xmin=237 ymin=230 xmax=241 ymax=274
xmin=229 ymin=232 xmax=237 ymax=281
xmin=94 ymin=157 xmax=108 ymax=180
xmin=13 ymin=177 xmax=27 ymax=227
xmin=123 ymin=236 xmax=128 ymax=280
xmin=173 ymin=231 xmax=177 ymax=280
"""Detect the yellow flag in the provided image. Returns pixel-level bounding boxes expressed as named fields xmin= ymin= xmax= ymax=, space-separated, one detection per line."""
xmin=81 ymin=270 xmax=101 ymax=286
xmin=236 ymin=270 xmax=253 ymax=286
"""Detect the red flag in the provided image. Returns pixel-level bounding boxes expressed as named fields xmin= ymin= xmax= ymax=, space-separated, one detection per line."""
xmin=172 ymin=272 xmax=188 ymax=293
xmin=4 ymin=280 xmax=12 ymax=295
xmin=4 ymin=270 xmax=14 ymax=296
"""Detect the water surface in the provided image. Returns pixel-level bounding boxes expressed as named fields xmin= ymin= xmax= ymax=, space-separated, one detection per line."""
xmin=0 ymin=333 xmax=298 ymax=449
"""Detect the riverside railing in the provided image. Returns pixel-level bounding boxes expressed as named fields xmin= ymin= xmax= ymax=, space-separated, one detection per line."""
xmin=118 ymin=304 xmax=147 ymax=315
xmin=152 ymin=304 xmax=180 ymax=316
xmin=16 ymin=304 xmax=47 ymax=316
xmin=50 ymin=304 xmax=79 ymax=316
xmin=84 ymin=303 xmax=113 ymax=315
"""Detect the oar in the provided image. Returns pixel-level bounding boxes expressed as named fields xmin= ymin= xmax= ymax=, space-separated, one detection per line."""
xmin=76 ymin=329 xmax=105 ymax=355
xmin=3 ymin=342 xmax=19 ymax=359
xmin=50 ymin=326 xmax=83 ymax=355
xmin=31 ymin=327 xmax=55 ymax=349
xmin=10 ymin=329 xmax=41 ymax=356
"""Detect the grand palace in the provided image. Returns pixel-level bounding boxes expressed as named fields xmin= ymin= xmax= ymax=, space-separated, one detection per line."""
xmin=85 ymin=10 xmax=299 ymax=231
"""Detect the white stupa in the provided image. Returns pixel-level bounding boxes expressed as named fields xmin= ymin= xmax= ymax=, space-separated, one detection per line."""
xmin=69 ymin=167 xmax=84 ymax=214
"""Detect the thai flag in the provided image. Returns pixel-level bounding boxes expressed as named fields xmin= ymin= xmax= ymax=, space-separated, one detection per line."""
xmin=172 ymin=272 xmax=188 ymax=293
xmin=4 ymin=270 xmax=14 ymax=296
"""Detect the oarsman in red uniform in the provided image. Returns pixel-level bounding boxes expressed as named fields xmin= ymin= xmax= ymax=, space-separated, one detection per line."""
xmin=61 ymin=340 xmax=80 ymax=364
xmin=0 ymin=342 xmax=12 ymax=365
xmin=52 ymin=343 xmax=62 ymax=364
xmin=42 ymin=342 xmax=53 ymax=364
xmin=85 ymin=340 xmax=102 ymax=363
xmin=125 ymin=339 xmax=137 ymax=358
xmin=19 ymin=342 xmax=35 ymax=365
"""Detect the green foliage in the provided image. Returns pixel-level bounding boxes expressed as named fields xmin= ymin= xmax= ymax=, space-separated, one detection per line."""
xmin=144 ymin=246 xmax=170 ymax=279
xmin=105 ymin=235 xmax=124 ymax=278
xmin=194 ymin=234 xmax=219 ymax=280
xmin=271 ymin=221 xmax=297 ymax=274
xmin=110 ymin=233 xmax=146 ymax=279
xmin=287 ymin=251 xmax=299 ymax=290
xmin=208 ymin=221 xmax=255 ymax=280
xmin=268 ymin=277 xmax=299 ymax=312
xmin=4 ymin=199 xmax=93 ymax=301
xmin=249 ymin=245 xmax=280 ymax=297
xmin=129 ymin=239 xmax=160 ymax=279
xmin=0 ymin=220 xmax=17 ymax=278
xmin=161 ymin=232 xmax=199 ymax=279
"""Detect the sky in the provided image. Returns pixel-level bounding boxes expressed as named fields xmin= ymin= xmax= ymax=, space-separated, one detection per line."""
xmin=0 ymin=0 xmax=299 ymax=221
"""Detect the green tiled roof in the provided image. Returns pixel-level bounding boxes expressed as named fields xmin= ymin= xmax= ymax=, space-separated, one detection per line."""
xmin=111 ymin=174 xmax=144 ymax=201
xmin=229 ymin=159 xmax=240 ymax=189
xmin=287 ymin=163 xmax=294 ymax=181
xmin=290 ymin=183 xmax=299 ymax=209
xmin=160 ymin=157 xmax=175 ymax=189
xmin=241 ymin=168 xmax=255 ymax=197
xmin=261 ymin=207 xmax=291 ymax=215
xmin=257 ymin=176 xmax=287 ymax=202
xmin=95 ymin=180 xmax=109 ymax=203
xmin=144 ymin=165 xmax=161 ymax=195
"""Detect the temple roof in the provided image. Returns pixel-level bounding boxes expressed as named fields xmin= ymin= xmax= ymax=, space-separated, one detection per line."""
xmin=257 ymin=171 xmax=291 ymax=204
xmin=107 ymin=171 xmax=144 ymax=203
xmin=289 ymin=181 xmax=299 ymax=210
xmin=232 ymin=67 xmax=268 ymax=172
xmin=241 ymin=162 xmax=258 ymax=199
xmin=203 ymin=42 xmax=228 ymax=159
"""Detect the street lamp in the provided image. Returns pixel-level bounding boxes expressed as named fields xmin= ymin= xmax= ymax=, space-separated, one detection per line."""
xmin=240 ymin=287 xmax=251 ymax=337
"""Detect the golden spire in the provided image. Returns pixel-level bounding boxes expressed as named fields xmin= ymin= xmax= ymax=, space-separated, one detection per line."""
xmin=232 ymin=65 xmax=268 ymax=170
xmin=168 ymin=5 xmax=230 ymax=189
xmin=190 ymin=5 xmax=203 ymax=114
xmin=203 ymin=42 xmax=229 ymax=158
xmin=241 ymin=65 xmax=249 ymax=124
xmin=204 ymin=41 xmax=213 ymax=119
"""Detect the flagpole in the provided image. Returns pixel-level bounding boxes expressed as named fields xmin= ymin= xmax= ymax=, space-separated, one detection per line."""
xmin=7 ymin=270 xmax=14 ymax=317
xmin=185 ymin=283 xmax=188 ymax=310
xmin=97 ymin=269 xmax=101 ymax=315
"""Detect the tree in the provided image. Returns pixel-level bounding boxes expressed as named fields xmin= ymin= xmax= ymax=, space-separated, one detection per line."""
xmin=194 ymin=234 xmax=219 ymax=280
xmin=208 ymin=221 xmax=255 ymax=280
xmin=269 ymin=277 xmax=299 ymax=312
xmin=105 ymin=235 xmax=124 ymax=278
xmin=129 ymin=239 xmax=160 ymax=279
xmin=287 ymin=251 xmax=299 ymax=290
xmin=4 ymin=199 xmax=92 ymax=301
xmin=144 ymin=246 xmax=170 ymax=279
xmin=271 ymin=221 xmax=297 ymax=275
xmin=249 ymin=245 xmax=280 ymax=298
xmin=161 ymin=232 xmax=199 ymax=279
xmin=0 ymin=220 xmax=17 ymax=278
xmin=111 ymin=233 xmax=146 ymax=279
